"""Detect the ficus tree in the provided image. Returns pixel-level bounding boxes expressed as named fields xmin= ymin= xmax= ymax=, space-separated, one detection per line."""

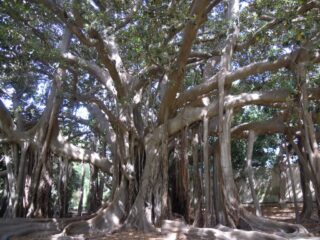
xmin=0 ymin=0 xmax=320 ymax=239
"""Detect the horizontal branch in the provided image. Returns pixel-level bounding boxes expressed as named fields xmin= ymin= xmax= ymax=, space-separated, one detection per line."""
xmin=147 ymin=87 xmax=320 ymax=146
xmin=175 ymin=49 xmax=320 ymax=108
xmin=231 ymin=115 xmax=286 ymax=139
xmin=0 ymin=129 xmax=113 ymax=174
xmin=51 ymin=135 xmax=112 ymax=174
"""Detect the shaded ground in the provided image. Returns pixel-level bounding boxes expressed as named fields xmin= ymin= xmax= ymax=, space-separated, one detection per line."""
xmin=11 ymin=203 xmax=320 ymax=240
xmin=262 ymin=203 xmax=320 ymax=236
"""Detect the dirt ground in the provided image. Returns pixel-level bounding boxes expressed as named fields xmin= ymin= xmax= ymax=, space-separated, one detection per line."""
xmin=11 ymin=203 xmax=320 ymax=240
xmin=259 ymin=203 xmax=320 ymax=237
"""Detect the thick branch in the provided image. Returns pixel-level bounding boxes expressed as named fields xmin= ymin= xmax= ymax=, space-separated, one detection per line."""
xmin=147 ymin=87 xmax=320 ymax=145
xmin=76 ymin=94 xmax=129 ymax=133
xmin=51 ymin=135 xmax=112 ymax=175
xmin=231 ymin=116 xmax=285 ymax=138
xmin=158 ymin=0 xmax=211 ymax=123
xmin=175 ymin=49 xmax=320 ymax=108
xmin=34 ymin=0 xmax=127 ymax=98
xmin=63 ymin=53 xmax=117 ymax=95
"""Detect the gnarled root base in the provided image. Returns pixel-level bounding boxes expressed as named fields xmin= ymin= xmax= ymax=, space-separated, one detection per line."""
xmin=160 ymin=219 xmax=311 ymax=240
xmin=239 ymin=207 xmax=311 ymax=239
xmin=117 ymin=201 xmax=156 ymax=233
xmin=63 ymin=200 xmax=125 ymax=235
xmin=187 ymin=226 xmax=288 ymax=240
xmin=63 ymin=180 xmax=129 ymax=236
xmin=0 ymin=218 xmax=61 ymax=240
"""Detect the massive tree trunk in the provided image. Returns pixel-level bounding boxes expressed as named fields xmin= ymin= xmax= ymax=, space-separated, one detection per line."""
xmin=216 ymin=0 xmax=240 ymax=228
xmin=2 ymin=1 xmax=320 ymax=239
xmin=121 ymin=137 xmax=163 ymax=232
xmin=289 ymin=134 xmax=320 ymax=215
xmin=294 ymin=60 xmax=320 ymax=216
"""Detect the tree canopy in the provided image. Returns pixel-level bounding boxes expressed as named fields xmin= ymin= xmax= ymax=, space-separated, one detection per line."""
xmin=0 ymin=0 xmax=320 ymax=239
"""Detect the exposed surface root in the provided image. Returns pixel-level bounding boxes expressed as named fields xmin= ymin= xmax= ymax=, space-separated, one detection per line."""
xmin=187 ymin=226 xmax=288 ymax=240
xmin=0 ymin=219 xmax=60 ymax=240
xmin=6 ymin=219 xmax=320 ymax=240
xmin=3 ymin=204 xmax=318 ymax=240
xmin=63 ymin=181 xmax=128 ymax=235
xmin=240 ymin=208 xmax=311 ymax=238
xmin=63 ymin=202 xmax=124 ymax=235
xmin=0 ymin=216 xmax=98 ymax=240
xmin=118 ymin=203 xmax=157 ymax=233
xmin=160 ymin=220 xmax=297 ymax=240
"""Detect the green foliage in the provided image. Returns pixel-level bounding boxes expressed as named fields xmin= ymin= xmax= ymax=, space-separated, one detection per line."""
xmin=69 ymin=162 xmax=89 ymax=210
xmin=231 ymin=139 xmax=247 ymax=170
xmin=0 ymin=0 xmax=319 ymax=218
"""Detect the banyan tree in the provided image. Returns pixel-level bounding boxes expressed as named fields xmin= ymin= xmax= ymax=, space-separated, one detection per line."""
xmin=0 ymin=0 xmax=320 ymax=239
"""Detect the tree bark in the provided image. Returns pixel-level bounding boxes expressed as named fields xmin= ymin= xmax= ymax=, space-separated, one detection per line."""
xmin=77 ymin=160 xmax=86 ymax=216
xmin=284 ymin=143 xmax=299 ymax=223
xmin=88 ymin=164 xmax=99 ymax=214
xmin=203 ymin=115 xmax=214 ymax=226
xmin=60 ymin=157 xmax=69 ymax=217
xmin=3 ymin=148 xmax=16 ymax=218
xmin=161 ymin=109 xmax=169 ymax=220
xmin=294 ymin=61 xmax=320 ymax=216
xmin=246 ymin=131 xmax=261 ymax=217
xmin=64 ymin=176 xmax=129 ymax=234
xmin=278 ymin=148 xmax=287 ymax=209
xmin=192 ymin=127 xmax=204 ymax=227
xmin=298 ymin=149 xmax=313 ymax=220
xmin=289 ymin=134 xmax=320 ymax=219
xmin=15 ymin=142 xmax=29 ymax=217
xmin=220 ymin=108 xmax=240 ymax=227
xmin=213 ymin=142 xmax=227 ymax=225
